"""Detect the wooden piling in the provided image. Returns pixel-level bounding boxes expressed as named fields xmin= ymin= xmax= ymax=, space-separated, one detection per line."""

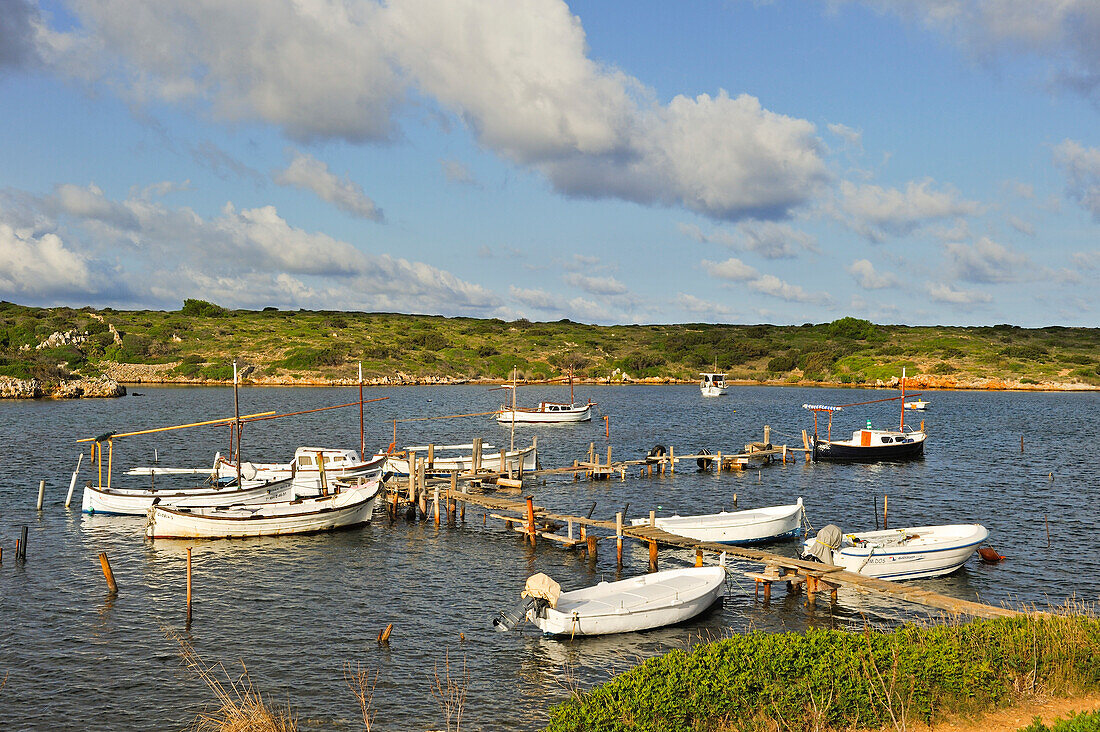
xmin=427 ymin=443 xmax=435 ymax=470
xmin=764 ymin=425 xmax=771 ymax=446
xmin=669 ymin=445 xmax=674 ymax=474
xmin=99 ymin=551 xmax=118 ymax=594
xmin=615 ymin=512 xmax=623 ymax=568
xmin=716 ymin=451 xmax=722 ymax=473
xmin=36 ymin=479 xmax=45 ymax=510
xmin=499 ymin=448 xmax=507 ymax=476
xmin=648 ymin=540 xmax=658 ymax=572
xmin=526 ymin=496 xmax=536 ymax=547
xmin=606 ymin=445 xmax=612 ymax=471
xmin=883 ymin=494 xmax=888 ymax=530
xmin=186 ymin=547 xmax=192 ymax=622
xmin=18 ymin=526 xmax=27 ymax=560
xmin=649 ymin=510 xmax=655 ymax=527
xmin=1021 ymin=435 xmax=1024 ymax=453
xmin=407 ymin=450 xmax=417 ymax=503
xmin=418 ymin=459 xmax=428 ymax=518
xmin=433 ymin=480 xmax=440 ymax=527
xmin=586 ymin=532 xmax=597 ymax=560
xmin=471 ymin=437 xmax=483 ymax=474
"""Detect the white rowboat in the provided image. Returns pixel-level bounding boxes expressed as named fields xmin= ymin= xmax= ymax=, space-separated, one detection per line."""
xmin=803 ymin=523 xmax=988 ymax=580
xmin=525 ymin=566 xmax=726 ymax=636
xmin=145 ymin=479 xmax=381 ymax=539
xmin=82 ymin=477 xmax=293 ymax=516
xmin=630 ymin=498 xmax=803 ymax=545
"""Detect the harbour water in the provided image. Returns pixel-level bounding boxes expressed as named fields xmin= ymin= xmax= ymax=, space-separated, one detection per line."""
xmin=1 ymin=384 xmax=1097 ymax=730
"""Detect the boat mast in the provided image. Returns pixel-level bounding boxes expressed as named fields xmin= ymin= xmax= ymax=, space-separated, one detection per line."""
xmin=233 ymin=360 xmax=242 ymax=488
xmin=358 ymin=361 xmax=365 ymax=458
xmin=569 ymin=363 xmax=575 ymax=405
xmin=900 ymin=367 xmax=905 ymax=431
xmin=510 ymin=365 xmax=517 ymax=452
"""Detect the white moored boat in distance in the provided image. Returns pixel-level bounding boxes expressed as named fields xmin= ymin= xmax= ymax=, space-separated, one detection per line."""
xmin=519 ymin=565 xmax=727 ymax=636
xmin=699 ymin=372 xmax=728 ymax=397
xmin=145 ymin=477 xmax=381 ymax=539
xmin=630 ymin=498 xmax=803 ymax=545
xmin=802 ymin=523 xmax=988 ymax=580
xmin=495 ymin=365 xmax=594 ymax=423
xmin=904 ymin=399 xmax=929 ymax=410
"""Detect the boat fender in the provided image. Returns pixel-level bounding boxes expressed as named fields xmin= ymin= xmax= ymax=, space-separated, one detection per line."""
xmin=696 ymin=448 xmax=713 ymax=471
xmin=646 ymin=445 xmax=666 ymax=463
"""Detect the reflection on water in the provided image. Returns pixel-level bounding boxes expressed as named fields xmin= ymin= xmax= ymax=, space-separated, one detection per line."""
xmin=0 ymin=384 xmax=1098 ymax=730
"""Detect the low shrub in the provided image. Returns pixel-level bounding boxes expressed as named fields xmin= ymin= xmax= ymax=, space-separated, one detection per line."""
xmin=1019 ymin=710 xmax=1100 ymax=732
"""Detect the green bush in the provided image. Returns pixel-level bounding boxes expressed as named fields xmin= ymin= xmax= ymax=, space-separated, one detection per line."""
xmin=932 ymin=361 xmax=958 ymax=374
xmin=766 ymin=353 xmax=798 ymax=372
xmin=1019 ymin=710 xmax=1100 ymax=732
xmin=826 ymin=316 xmax=878 ymax=340
xmin=274 ymin=347 xmax=345 ymax=370
xmin=547 ymin=615 xmax=1100 ymax=732
xmin=180 ymin=299 xmax=229 ymax=318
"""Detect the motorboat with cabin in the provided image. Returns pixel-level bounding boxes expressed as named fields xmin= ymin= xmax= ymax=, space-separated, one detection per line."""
xmin=699 ymin=372 xmax=728 ymax=397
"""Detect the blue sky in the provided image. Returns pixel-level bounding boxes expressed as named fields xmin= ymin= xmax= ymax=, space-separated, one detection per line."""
xmin=1 ymin=0 xmax=1098 ymax=326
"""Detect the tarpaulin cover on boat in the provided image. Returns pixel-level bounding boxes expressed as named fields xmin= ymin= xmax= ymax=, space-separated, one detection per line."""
xmin=521 ymin=573 xmax=561 ymax=608
xmin=807 ymin=524 xmax=842 ymax=564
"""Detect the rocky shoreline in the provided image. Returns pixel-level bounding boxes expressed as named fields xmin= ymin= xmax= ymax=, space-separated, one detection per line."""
xmin=3 ymin=363 xmax=1095 ymax=399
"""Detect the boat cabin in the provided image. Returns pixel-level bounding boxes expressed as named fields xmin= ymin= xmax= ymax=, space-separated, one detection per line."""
xmin=292 ymin=448 xmax=362 ymax=469
xmin=699 ymin=373 xmax=726 ymax=388
xmin=844 ymin=429 xmax=918 ymax=447
xmin=537 ymin=402 xmax=578 ymax=412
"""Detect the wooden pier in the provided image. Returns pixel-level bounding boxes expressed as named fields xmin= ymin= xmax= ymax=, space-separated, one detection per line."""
xmin=377 ymin=438 xmax=1016 ymax=620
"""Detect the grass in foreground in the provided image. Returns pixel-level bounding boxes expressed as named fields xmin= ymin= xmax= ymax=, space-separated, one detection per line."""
xmin=1020 ymin=710 xmax=1100 ymax=732
xmin=545 ymin=611 xmax=1100 ymax=732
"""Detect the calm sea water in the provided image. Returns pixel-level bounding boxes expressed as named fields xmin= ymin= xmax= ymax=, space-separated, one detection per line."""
xmin=1 ymin=384 xmax=1098 ymax=731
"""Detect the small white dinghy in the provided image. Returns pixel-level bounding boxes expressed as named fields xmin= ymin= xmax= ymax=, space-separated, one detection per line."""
xmin=802 ymin=523 xmax=988 ymax=580
xmin=83 ymin=477 xmax=293 ymax=516
xmin=145 ymin=478 xmax=381 ymax=540
xmin=629 ymin=498 xmax=803 ymax=545
xmin=521 ymin=565 xmax=726 ymax=637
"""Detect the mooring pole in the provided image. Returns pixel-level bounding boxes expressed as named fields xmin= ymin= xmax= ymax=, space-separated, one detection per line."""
xmin=233 ymin=361 xmax=242 ymax=489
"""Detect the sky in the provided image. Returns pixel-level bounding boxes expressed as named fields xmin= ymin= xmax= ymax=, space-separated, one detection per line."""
xmin=0 ymin=0 xmax=1098 ymax=327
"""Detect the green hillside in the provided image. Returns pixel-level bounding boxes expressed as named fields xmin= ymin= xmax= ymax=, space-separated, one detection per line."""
xmin=2 ymin=300 xmax=1098 ymax=388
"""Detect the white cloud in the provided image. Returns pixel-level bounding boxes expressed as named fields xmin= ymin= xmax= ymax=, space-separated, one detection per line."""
xmin=274 ymin=151 xmax=384 ymax=221
xmin=509 ymin=286 xmax=561 ymax=311
xmin=834 ymin=178 xmax=981 ymax=242
xmin=847 ymin=259 xmax=899 ymax=290
xmin=703 ymin=257 xmax=828 ymax=303
xmin=847 ymin=1 xmax=1100 ymax=102
xmin=0 ymin=224 xmax=97 ymax=298
xmin=1052 ymin=139 xmax=1100 ymax=220
xmin=563 ymin=272 xmax=628 ymax=296
xmin=49 ymin=183 xmax=138 ymax=230
xmin=674 ymin=293 xmax=733 ymax=318
xmin=1006 ymin=215 xmax=1035 ymax=236
xmin=680 ymin=220 xmax=816 ymax=259
xmin=827 ymin=122 xmax=863 ymax=150
xmin=0 ymin=0 xmax=41 ymax=69
xmin=943 ymin=236 xmax=1030 ymax=283
xmin=925 ymin=281 xmax=992 ymax=305
xmin=41 ymin=0 xmax=828 ymax=223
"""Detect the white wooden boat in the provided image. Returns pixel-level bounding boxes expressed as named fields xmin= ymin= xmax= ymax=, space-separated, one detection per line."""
xmin=802 ymin=523 xmax=988 ymax=580
xmin=145 ymin=478 xmax=381 ymax=539
xmin=128 ymin=447 xmax=386 ymax=488
xmin=496 ymin=401 xmax=593 ymax=423
xmin=629 ymin=498 xmax=803 ymax=545
xmin=699 ymin=372 xmax=728 ymax=397
xmin=522 ymin=566 xmax=726 ymax=636
xmin=82 ymin=477 xmax=293 ymax=516
xmin=381 ymin=441 xmax=538 ymax=476
xmin=904 ymin=399 xmax=929 ymax=410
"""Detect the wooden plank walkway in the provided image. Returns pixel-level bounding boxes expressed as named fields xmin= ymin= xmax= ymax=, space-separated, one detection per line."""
xmin=434 ymin=486 xmax=1018 ymax=621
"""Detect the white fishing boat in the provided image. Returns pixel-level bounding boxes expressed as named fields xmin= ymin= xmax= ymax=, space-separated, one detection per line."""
xmin=629 ymin=498 xmax=803 ymax=545
xmin=699 ymin=372 xmax=728 ymax=397
xmin=904 ymin=399 xmax=929 ymax=410
xmin=802 ymin=523 xmax=988 ymax=580
xmin=520 ymin=565 xmax=727 ymax=636
xmin=82 ymin=476 xmax=293 ymax=516
xmin=494 ymin=366 xmax=595 ymax=423
xmin=381 ymin=441 xmax=538 ymax=476
xmin=145 ymin=478 xmax=381 ymax=539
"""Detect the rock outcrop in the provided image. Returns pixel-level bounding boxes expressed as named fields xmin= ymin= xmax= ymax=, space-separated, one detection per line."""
xmin=52 ymin=376 xmax=127 ymax=399
xmin=0 ymin=376 xmax=42 ymax=398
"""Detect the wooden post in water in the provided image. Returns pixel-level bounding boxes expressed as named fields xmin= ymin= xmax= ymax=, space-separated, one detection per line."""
xmin=716 ymin=451 xmax=722 ymax=473
xmin=764 ymin=425 xmax=771 ymax=445
xmin=36 ymin=480 xmax=45 ymax=510
xmin=433 ymin=480 xmax=440 ymax=527
xmin=669 ymin=445 xmax=674 ymax=474
xmin=418 ymin=459 xmax=428 ymax=518
xmin=427 ymin=443 xmax=435 ymax=470
xmin=606 ymin=445 xmax=612 ymax=471
xmin=499 ymin=448 xmax=507 ymax=478
xmin=186 ymin=547 xmax=192 ymax=622
xmin=18 ymin=526 xmax=27 ymax=560
xmin=579 ymin=525 xmax=587 ymax=556
xmin=65 ymin=453 xmax=83 ymax=508
xmin=648 ymin=540 xmax=658 ymax=572
xmin=407 ymin=450 xmax=417 ymax=504
xmin=615 ymin=512 xmax=623 ymax=568
xmin=99 ymin=551 xmax=118 ymax=594
xmin=450 ymin=471 xmax=459 ymax=522
xmin=525 ymin=496 xmax=536 ymax=547
xmin=586 ymin=532 xmax=597 ymax=560
xmin=472 ymin=438 xmax=482 ymax=474
xmin=695 ymin=548 xmax=703 ymax=567
xmin=649 ymin=510 xmax=655 ymax=527
xmin=1021 ymin=436 xmax=1024 ymax=453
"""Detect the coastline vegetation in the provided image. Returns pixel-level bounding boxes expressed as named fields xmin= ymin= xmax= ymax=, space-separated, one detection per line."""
xmin=544 ymin=612 xmax=1100 ymax=732
xmin=2 ymin=300 xmax=1099 ymax=389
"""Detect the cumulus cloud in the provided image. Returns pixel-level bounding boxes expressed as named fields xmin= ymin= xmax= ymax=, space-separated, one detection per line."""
xmin=847 ymin=1 xmax=1100 ymax=102
xmin=925 ymin=281 xmax=992 ymax=305
xmin=563 ymin=272 xmax=628 ymax=296
xmin=847 ymin=259 xmax=899 ymax=290
xmin=827 ymin=122 xmax=863 ymax=150
xmin=833 ymin=178 xmax=982 ymax=242
xmin=441 ymin=159 xmax=475 ymax=185
xmin=680 ymin=220 xmax=817 ymax=260
xmin=509 ymin=286 xmax=562 ymax=311
xmin=674 ymin=293 xmax=733 ymax=318
xmin=0 ymin=224 xmax=96 ymax=298
xmin=40 ymin=0 xmax=828 ymax=223
xmin=704 ymin=257 xmax=829 ymax=303
xmin=0 ymin=0 xmax=41 ymax=69
xmin=0 ymin=183 xmax=497 ymax=315
xmin=274 ymin=151 xmax=384 ymax=221
xmin=943 ymin=236 xmax=1030 ymax=283
xmin=1052 ymin=139 xmax=1100 ymax=220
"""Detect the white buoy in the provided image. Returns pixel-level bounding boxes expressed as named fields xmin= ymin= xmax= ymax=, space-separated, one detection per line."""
xmin=65 ymin=453 xmax=83 ymax=508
